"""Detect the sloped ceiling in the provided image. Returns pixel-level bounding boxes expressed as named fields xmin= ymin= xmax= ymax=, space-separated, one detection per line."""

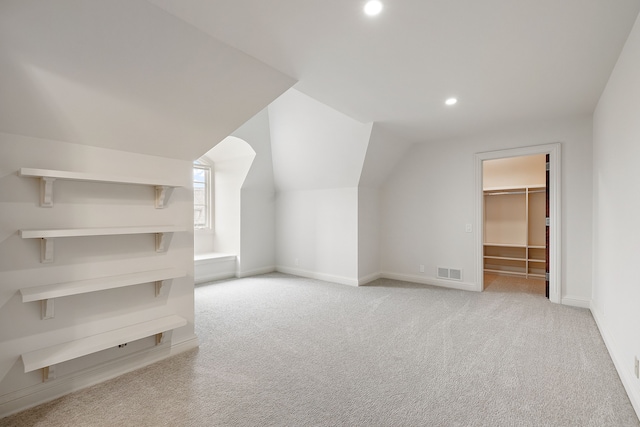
xmin=0 ymin=0 xmax=295 ymax=160
xmin=147 ymin=0 xmax=640 ymax=143
xmin=359 ymin=124 xmax=413 ymax=188
xmin=269 ymin=89 xmax=372 ymax=191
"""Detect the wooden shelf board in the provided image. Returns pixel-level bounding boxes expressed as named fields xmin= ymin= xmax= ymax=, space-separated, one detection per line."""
xmin=483 ymin=243 xmax=527 ymax=248
xmin=483 ymin=256 xmax=526 ymax=262
xmin=20 ymin=268 xmax=186 ymax=302
xmin=21 ymin=315 xmax=187 ymax=373
xmin=528 ymin=245 xmax=546 ymax=249
xmin=528 ymin=259 xmax=545 ymax=263
xmin=20 ymin=225 xmax=187 ymax=239
xmin=19 ymin=168 xmax=182 ymax=188
xmin=484 ymin=269 xmax=527 ymax=277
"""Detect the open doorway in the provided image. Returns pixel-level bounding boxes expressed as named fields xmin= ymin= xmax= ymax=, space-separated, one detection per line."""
xmin=475 ymin=143 xmax=561 ymax=303
xmin=482 ymin=154 xmax=547 ymax=296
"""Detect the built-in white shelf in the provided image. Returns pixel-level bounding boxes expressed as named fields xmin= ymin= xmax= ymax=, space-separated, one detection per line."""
xmin=20 ymin=268 xmax=186 ymax=319
xmin=21 ymin=315 xmax=187 ymax=381
xmin=20 ymin=226 xmax=188 ymax=263
xmin=19 ymin=167 xmax=182 ymax=208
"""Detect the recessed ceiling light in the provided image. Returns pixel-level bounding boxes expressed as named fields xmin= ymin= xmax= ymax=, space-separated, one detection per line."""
xmin=364 ymin=0 xmax=383 ymax=16
xmin=445 ymin=97 xmax=458 ymax=106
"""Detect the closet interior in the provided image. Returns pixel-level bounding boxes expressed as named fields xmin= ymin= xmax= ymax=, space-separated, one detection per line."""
xmin=483 ymin=154 xmax=547 ymax=279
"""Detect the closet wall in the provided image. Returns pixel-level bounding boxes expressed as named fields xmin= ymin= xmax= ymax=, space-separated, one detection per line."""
xmin=483 ymin=154 xmax=546 ymax=278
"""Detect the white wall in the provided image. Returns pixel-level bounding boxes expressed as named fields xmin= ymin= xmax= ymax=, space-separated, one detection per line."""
xmin=380 ymin=116 xmax=593 ymax=300
xmin=358 ymin=187 xmax=380 ymax=283
xmin=270 ymin=89 xmax=372 ymax=284
xmin=0 ymin=132 xmax=196 ymax=416
xmin=203 ymin=138 xmax=255 ymax=257
xmin=193 ymin=109 xmax=278 ymax=280
xmin=357 ymin=124 xmax=414 ymax=283
xmin=592 ymin=11 xmax=640 ymax=417
xmin=276 ymin=188 xmax=359 ymax=285
xmin=235 ymin=109 xmax=278 ymax=277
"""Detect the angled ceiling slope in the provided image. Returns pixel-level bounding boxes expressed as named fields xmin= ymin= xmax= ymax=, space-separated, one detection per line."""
xmin=0 ymin=0 xmax=295 ymax=160
xmin=148 ymin=0 xmax=640 ymax=143
xmin=268 ymin=89 xmax=372 ymax=192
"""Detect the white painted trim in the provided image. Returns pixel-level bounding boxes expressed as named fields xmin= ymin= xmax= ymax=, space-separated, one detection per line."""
xmin=0 ymin=336 xmax=199 ymax=418
xmin=590 ymin=304 xmax=640 ymax=420
xmin=194 ymin=271 xmax=235 ymax=284
xmin=380 ymin=272 xmax=479 ymax=292
xmin=358 ymin=272 xmax=382 ymax=286
xmin=236 ymin=265 xmax=276 ymax=278
xmin=475 ymin=143 xmax=562 ymax=304
xmin=194 ymin=253 xmax=236 ymax=264
xmin=561 ymin=296 xmax=591 ymax=309
xmin=275 ymin=266 xmax=359 ymax=287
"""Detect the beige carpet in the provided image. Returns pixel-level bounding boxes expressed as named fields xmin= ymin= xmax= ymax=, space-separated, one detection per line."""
xmin=2 ymin=273 xmax=638 ymax=426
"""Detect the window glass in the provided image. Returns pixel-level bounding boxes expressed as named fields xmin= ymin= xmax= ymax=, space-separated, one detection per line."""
xmin=193 ymin=164 xmax=210 ymax=229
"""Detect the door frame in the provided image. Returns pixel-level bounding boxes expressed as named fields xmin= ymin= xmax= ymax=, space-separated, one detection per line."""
xmin=474 ymin=143 xmax=562 ymax=303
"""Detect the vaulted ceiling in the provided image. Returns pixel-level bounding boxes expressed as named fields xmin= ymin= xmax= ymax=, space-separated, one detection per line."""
xmin=149 ymin=0 xmax=640 ymax=143
xmin=2 ymin=0 xmax=639 ymax=162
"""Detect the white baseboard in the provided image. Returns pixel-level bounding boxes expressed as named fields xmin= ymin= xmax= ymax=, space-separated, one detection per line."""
xmin=0 ymin=336 xmax=199 ymax=419
xmin=561 ymin=296 xmax=590 ymax=308
xmin=590 ymin=303 xmax=640 ymax=420
xmin=380 ymin=271 xmax=480 ymax=292
xmin=236 ymin=265 xmax=276 ymax=278
xmin=358 ymin=272 xmax=382 ymax=286
xmin=275 ymin=266 xmax=359 ymax=287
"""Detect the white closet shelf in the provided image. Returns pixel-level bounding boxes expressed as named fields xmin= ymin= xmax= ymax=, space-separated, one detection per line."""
xmin=19 ymin=226 xmax=188 ymax=263
xmin=20 ymin=268 xmax=186 ymax=319
xmin=19 ymin=167 xmax=182 ymax=208
xmin=21 ymin=315 xmax=187 ymax=379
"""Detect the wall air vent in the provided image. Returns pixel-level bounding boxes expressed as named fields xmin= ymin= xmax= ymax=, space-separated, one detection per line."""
xmin=437 ymin=267 xmax=462 ymax=281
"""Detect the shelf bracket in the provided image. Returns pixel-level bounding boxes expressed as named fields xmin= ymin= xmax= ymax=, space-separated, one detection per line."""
xmin=42 ymin=365 xmax=56 ymax=382
xmin=155 ymin=279 xmax=174 ymax=297
xmin=155 ymin=186 xmax=173 ymax=209
xmin=40 ymin=238 xmax=54 ymax=263
xmin=155 ymin=332 xmax=165 ymax=345
xmin=40 ymin=177 xmax=56 ymax=207
xmin=155 ymin=232 xmax=173 ymax=252
xmin=41 ymin=299 xmax=55 ymax=320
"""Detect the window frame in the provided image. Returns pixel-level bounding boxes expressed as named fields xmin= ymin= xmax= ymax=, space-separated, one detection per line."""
xmin=193 ymin=162 xmax=212 ymax=230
